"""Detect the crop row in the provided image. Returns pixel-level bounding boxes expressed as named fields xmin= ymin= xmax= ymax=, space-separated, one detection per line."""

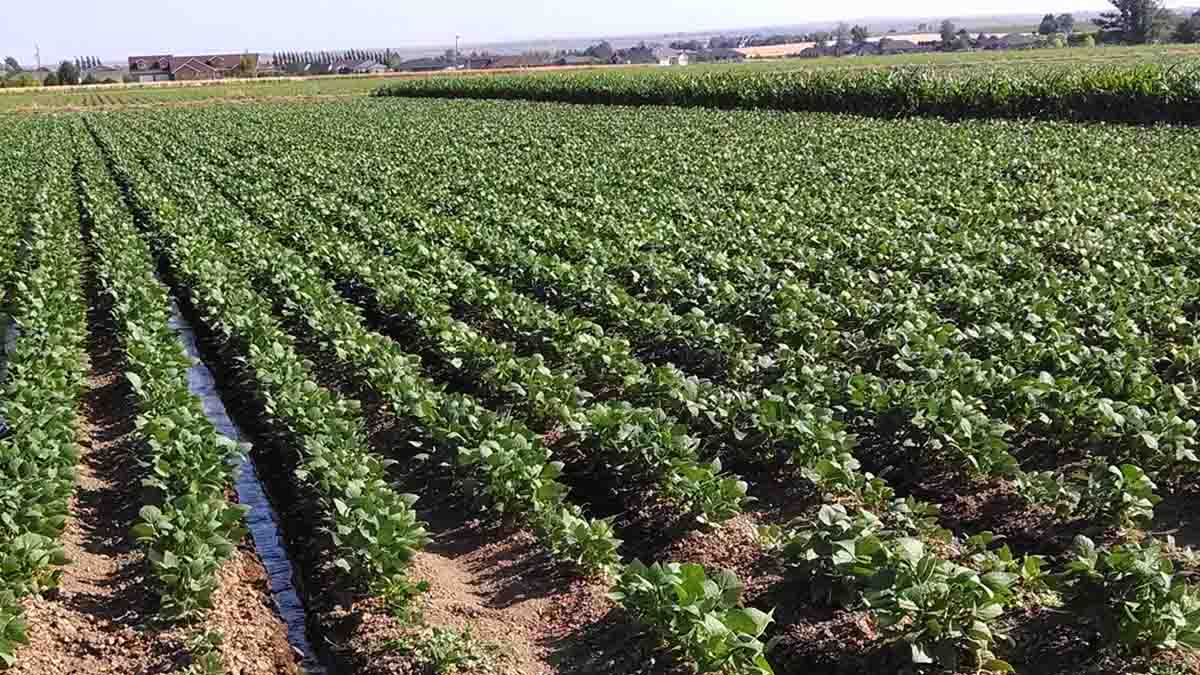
xmin=138 ymin=134 xmax=1195 ymax=672
xmin=375 ymin=64 xmax=1200 ymax=123
xmin=195 ymin=151 xmax=750 ymax=524
xmin=79 ymin=109 xmax=1075 ymax=673
xmin=128 ymin=109 xmax=962 ymax=525
xmin=104 ymin=121 xmax=625 ymax=575
xmin=150 ymin=102 xmax=1197 ymax=518
xmin=88 ymin=122 xmax=435 ymax=612
xmin=98 ymin=113 xmax=788 ymax=673
xmin=53 ymin=97 xmax=1200 ymax=673
xmin=114 ymin=110 xmax=753 ymax=521
xmin=0 ymin=128 xmax=86 ymax=668
xmin=87 ymin=114 xmax=789 ymax=672
xmin=76 ymin=132 xmax=249 ymax=620
xmin=108 ymin=119 xmax=992 ymax=672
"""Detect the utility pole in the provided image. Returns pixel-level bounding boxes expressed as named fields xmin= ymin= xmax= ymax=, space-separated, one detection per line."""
xmin=455 ymin=34 xmax=461 ymax=68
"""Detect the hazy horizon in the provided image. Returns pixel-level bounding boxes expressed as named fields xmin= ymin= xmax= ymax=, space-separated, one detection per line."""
xmin=4 ymin=0 xmax=1120 ymax=64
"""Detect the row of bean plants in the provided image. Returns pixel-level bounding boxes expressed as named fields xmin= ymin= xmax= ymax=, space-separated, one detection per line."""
xmin=70 ymin=98 xmax=1200 ymax=673
xmin=99 ymin=111 xmax=1043 ymax=673
xmin=140 ymin=120 xmax=750 ymax=525
xmin=87 ymin=121 xmax=434 ymax=611
xmin=86 ymin=117 xmax=781 ymax=673
xmin=153 ymin=102 xmax=1195 ymax=527
xmin=102 ymin=124 xmax=624 ymax=575
xmin=76 ymin=135 xmax=248 ymax=619
xmin=0 ymin=128 xmax=86 ymax=668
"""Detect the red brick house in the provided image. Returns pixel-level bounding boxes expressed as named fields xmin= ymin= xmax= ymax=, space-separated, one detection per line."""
xmin=127 ymin=55 xmax=173 ymax=82
xmin=127 ymin=53 xmax=257 ymax=82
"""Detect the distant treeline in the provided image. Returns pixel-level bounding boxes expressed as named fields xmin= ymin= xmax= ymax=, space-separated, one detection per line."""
xmin=272 ymin=49 xmax=398 ymax=65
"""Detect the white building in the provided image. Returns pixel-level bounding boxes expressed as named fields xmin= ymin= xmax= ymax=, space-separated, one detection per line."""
xmin=653 ymin=48 xmax=689 ymax=66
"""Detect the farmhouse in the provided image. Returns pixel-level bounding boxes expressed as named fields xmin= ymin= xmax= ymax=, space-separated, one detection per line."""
xmin=398 ymin=57 xmax=452 ymax=72
xmin=1001 ymin=33 xmax=1040 ymax=48
xmin=127 ymin=53 xmax=258 ymax=82
xmin=355 ymin=60 xmax=388 ymax=74
xmin=330 ymin=58 xmax=387 ymax=75
xmin=84 ymin=64 xmax=126 ymax=81
xmin=486 ymin=55 xmax=555 ymax=69
xmin=557 ymin=55 xmax=603 ymax=66
xmin=847 ymin=42 xmax=881 ymax=56
xmin=653 ymin=48 xmax=689 ymax=66
xmin=877 ymin=38 xmax=925 ymax=55
xmin=464 ymin=56 xmax=496 ymax=69
xmin=704 ymin=48 xmax=746 ymax=63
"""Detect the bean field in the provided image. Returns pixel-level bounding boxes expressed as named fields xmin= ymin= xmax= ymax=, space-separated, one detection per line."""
xmin=1 ymin=93 xmax=1199 ymax=675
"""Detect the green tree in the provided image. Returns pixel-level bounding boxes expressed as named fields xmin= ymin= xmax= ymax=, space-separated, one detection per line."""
xmin=3 ymin=56 xmax=19 ymax=73
xmin=851 ymin=25 xmax=870 ymax=44
xmin=43 ymin=72 xmax=59 ymax=86
xmin=1057 ymin=13 xmax=1076 ymax=32
xmin=82 ymin=73 xmax=98 ymax=85
xmin=584 ymin=41 xmax=614 ymax=61
xmin=1093 ymin=0 xmax=1171 ymax=43
xmin=834 ymin=22 xmax=851 ymax=46
xmin=940 ymin=19 xmax=957 ymax=44
xmin=1039 ymin=13 xmax=1059 ymax=34
xmin=2 ymin=72 xmax=37 ymax=87
xmin=239 ymin=53 xmax=257 ymax=76
xmin=56 ymin=60 xmax=80 ymax=85
xmin=1174 ymin=11 xmax=1200 ymax=42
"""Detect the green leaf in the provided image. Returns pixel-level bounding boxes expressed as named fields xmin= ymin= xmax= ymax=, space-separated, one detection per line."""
xmin=724 ymin=607 xmax=774 ymax=636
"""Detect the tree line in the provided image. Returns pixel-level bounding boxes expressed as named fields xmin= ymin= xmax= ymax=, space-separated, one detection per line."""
xmin=1091 ymin=0 xmax=1200 ymax=43
xmin=678 ymin=0 xmax=1198 ymax=53
xmin=1029 ymin=0 xmax=1198 ymax=44
xmin=272 ymin=49 xmax=397 ymax=66
xmin=2 ymin=56 xmax=120 ymax=87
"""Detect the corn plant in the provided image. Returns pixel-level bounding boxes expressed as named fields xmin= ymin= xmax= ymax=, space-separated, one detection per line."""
xmin=376 ymin=64 xmax=1200 ymax=124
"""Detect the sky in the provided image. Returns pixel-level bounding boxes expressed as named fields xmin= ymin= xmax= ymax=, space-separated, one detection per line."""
xmin=4 ymin=0 xmax=1115 ymax=64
